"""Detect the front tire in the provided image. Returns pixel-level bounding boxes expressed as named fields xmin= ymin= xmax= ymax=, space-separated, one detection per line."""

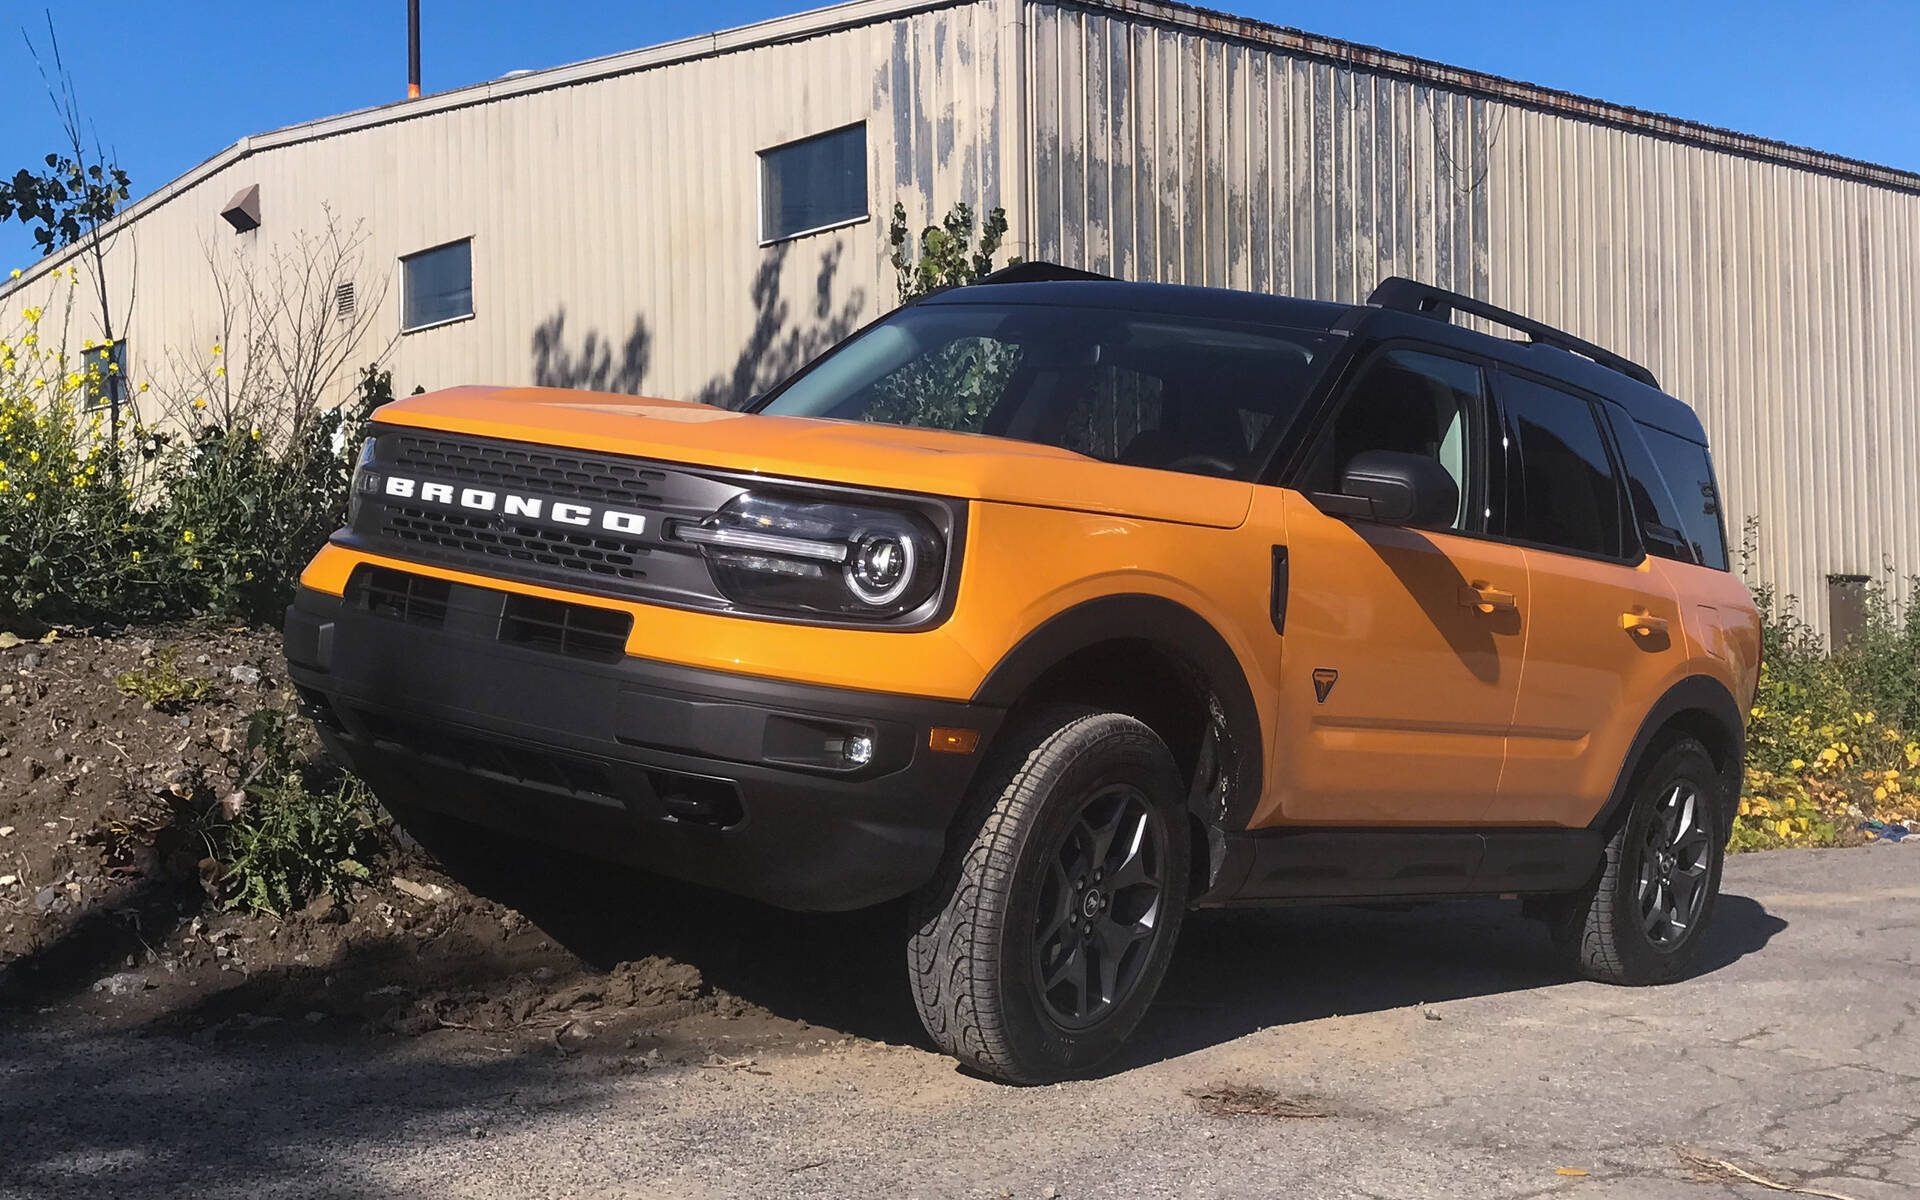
xmin=1551 ymin=736 xmax=1726 ymax=984
xmin=908 ymin=707 xmax=1190 ymax=1084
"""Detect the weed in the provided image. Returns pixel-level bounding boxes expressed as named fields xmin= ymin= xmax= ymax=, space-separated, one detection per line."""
xmin=114 ymin=648 xmax=215 ymax=710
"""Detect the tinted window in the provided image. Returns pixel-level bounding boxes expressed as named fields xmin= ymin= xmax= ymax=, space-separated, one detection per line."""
xmin=759 ymin=124 xmax=868 ymax=243
xmin=401 ymin=240 xmax=473 ymax=331
xmin=1641 ymin=425 xmax=1729 ymax=570
xmin=758 ymin=304 xmax=1333 ymax=478
xmin=1600 ymin=403 xmax=1693 ymax=564
xmin=1503 ymin=376 xmax=1626 ymax=557
xmin=1300 ymin=348 xmax=1483 ymax=531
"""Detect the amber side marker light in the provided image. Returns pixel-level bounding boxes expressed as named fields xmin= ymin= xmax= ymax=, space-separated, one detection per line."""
xmin=929 ymin=727 xmax=980 ymax=754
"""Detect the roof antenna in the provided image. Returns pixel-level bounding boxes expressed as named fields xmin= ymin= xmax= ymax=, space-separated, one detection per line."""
xmin=407 ymin=0 xmax=422 ymax=99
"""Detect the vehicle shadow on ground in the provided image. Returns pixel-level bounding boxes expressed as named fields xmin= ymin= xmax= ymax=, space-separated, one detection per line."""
xmin=1110 ymin=892 xmax=1787 ymax=1075
xmin=440 ymin=843 xmax=1790 ymax=1068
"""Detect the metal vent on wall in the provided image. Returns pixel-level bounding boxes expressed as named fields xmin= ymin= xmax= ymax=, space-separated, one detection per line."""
xmin=335 ymin=282 xmax=356 ymax=320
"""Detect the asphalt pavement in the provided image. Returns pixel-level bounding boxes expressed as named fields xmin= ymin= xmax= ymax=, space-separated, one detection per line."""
xmin=3 ymin=845 xmax=1915 ymax=1199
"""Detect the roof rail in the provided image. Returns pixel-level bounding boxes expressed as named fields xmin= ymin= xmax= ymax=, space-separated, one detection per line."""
xmin=974 ymin=261 xmax=1114 ymax=285
xmin=1367 ymin=277 xmax=1660 ymax=390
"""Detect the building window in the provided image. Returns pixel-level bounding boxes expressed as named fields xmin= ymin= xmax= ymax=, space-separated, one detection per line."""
xmin=401 ymin=239 xmax=473 ymax=332
xmin=759 ymin=123 xmax=867 ymax=244
xmin=82 ymin=342 xmax=126 ymax=412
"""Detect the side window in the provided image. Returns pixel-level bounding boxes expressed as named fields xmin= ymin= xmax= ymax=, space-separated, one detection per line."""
xmin=1300 ymin=348 xmax=1484 ymax=532
xmin=1640 ymin=425 xmax=1729 ymax=570
xmin=1501 ymin=375 xmax=1628 ymax=559
xmin=1600 ymin=403 xmax=1694 ymax=564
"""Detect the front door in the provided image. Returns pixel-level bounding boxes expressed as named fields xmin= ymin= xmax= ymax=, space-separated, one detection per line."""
xmin=1263 ymin=347 xmax=1528 ymax=827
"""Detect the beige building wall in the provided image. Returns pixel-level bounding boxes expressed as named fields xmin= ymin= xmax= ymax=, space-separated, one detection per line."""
xmin=3 ymin=0 xmax=1007 ymax=412
xmin=7 ymin=0 xmax=1916 ymax=634
xmin=1022 ymin=0 xmax=1920 ymax=633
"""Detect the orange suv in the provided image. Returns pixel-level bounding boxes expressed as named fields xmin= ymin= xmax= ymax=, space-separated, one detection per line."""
xmin=284 ymin=269 xmax=1759 ymax=1083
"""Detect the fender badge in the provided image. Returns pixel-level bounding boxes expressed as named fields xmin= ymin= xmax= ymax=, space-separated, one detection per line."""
xmin=1311 ymin=668 xmax=1339 ymax=703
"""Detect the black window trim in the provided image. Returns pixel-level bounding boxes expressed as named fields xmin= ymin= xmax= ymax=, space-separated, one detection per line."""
xmin=756 ymin=121 xmax=871 ymax=247
xmin=1486 ymin=364 xmax=1647 ymax=568
xmin=1273 ymin=337 xmax=1499 ymax=539
xmin=399 ymin=236 xmax=476 ymax=334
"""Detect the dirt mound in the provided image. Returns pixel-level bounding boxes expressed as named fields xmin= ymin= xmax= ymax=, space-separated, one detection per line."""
xmin=0 ymin=625 xmax=814 ymax=1064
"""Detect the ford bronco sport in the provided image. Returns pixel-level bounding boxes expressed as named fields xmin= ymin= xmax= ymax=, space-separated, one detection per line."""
xmin=285 ymin=269 xmax=1759 ymax=1083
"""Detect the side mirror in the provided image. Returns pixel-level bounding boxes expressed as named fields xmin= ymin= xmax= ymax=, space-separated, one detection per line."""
xmin=1324 ymin=450 xmax=1459 ymax=528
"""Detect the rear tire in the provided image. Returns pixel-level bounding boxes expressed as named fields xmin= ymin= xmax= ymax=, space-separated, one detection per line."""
xmin=908 ymin=707 xmax=1190 ymax=1084
xmin=1550 ymin=736 xmax=1725 ymax=985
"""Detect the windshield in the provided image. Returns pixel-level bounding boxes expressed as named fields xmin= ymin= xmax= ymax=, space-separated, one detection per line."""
xmin=756 ymin=303 xmax=1336 ymax=478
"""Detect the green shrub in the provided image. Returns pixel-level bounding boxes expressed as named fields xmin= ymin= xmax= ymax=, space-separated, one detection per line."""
xmin=0 ymin=272 xmax=392 ymax=629
xmin=1735 ymin=523 xmax=1920 ymax=850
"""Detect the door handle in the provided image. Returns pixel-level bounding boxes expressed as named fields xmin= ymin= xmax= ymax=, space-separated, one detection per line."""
xmin=1459 ymin=583 xmax=1517 ymax=614
xmin=1620 ymin=610 xmax=1670 ymax=638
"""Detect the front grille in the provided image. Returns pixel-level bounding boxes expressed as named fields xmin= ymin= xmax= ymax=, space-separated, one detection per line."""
xmin=358 ymin=709 xmax=621 ymax=802
xmin=352 ymin=708 xmax=745 ymax=828
xmin=352 ymin=428 xmax=750 ymax=611
xmin=500 ymin=593 xmax=631 ymax=661
xmin=347 ymin=566 xmax=635 ymax=663
xmin=381 ymin=504 xmax=650 ymax=582
xmin=391 ymin=433 xmax=668 ymax=508
xmin=356 ymin=566 xmax=451 ymax=626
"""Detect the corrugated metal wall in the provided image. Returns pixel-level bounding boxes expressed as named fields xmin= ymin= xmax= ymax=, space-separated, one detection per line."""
xmin=4 ymin=0 xmax=1003 ymax=411
xmin=1022 ymin=0 xmax=1920 ymax=629
xmin=9 ymin=0 xmax=1914 ymax=631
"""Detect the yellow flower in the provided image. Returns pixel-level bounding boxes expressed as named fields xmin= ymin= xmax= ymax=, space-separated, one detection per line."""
xmin=1820 ymin=747 xmax=1840 ymax=764
xmin=181 ymin=529 xmax=195 ymax=544
xmin=23 ymin=491 xmax=34 ymax=501
xmin=7 ymin=268 xmax=18 ymax=279
xmin=214 ymin=365 xmax=225 ymax=377
xmin=138 ymin=381 xmax=149 ymax=393
xmin=212 ymin=343 xmax=223 ymax=355
xmin=82 ymin=339 xmax=95 ymax=351
xmin=191 ymin=558 xmax=202 ymax=570
xmin=250 ymin=427 xmax=261 ymax=440
xmin=0 ymin=480 xmax=8 ymax=493
xmin=131 ymin=550 xmax=141 ymax=563
xmin=1875 ymin=787 xmax=1889 ymax=802
xmin=192 ymin=397 xmax=207 ymax=410
xmin=1789 ymin=758 xmax=1805 ymax=770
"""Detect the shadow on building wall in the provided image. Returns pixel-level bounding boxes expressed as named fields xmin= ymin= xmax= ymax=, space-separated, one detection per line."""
xmin=529 ymin=310 xmax=653 ymax=394
xmin=695 ymin=242 xmax=867 ymax=410
xmin=526 ymin=244 xmax=866 ymax=408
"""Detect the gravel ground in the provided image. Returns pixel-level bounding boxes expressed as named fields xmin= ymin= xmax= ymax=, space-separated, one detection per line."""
xmin=3 ymin=843 xmax=1915 ymax=1199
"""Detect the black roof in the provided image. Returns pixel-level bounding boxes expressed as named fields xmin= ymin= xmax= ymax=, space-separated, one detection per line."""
xmin=933 ymin=273 xmax=1707 ymax=445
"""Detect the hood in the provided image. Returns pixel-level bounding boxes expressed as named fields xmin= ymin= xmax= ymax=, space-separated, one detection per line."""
xmin=370 ymin=386 xmax=1253 ymax=529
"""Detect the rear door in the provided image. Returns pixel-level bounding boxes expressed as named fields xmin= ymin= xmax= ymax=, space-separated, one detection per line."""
xmin=1268 ymin=346 xmax=1530 ymax=826
xmin=1489 ymin=372 xmax=1686 ymax=826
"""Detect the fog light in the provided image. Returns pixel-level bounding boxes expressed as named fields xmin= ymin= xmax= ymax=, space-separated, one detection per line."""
xmin=843 ymin=735 xmax=874 ymax=766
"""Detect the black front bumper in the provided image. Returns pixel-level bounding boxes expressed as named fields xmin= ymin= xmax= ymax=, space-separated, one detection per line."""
xmin=284 ymin=583 xmax=1001 ymax=911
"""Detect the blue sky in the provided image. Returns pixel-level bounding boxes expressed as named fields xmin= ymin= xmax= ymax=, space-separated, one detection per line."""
xmin=3 ymin=0 xmax=1916 ymax=270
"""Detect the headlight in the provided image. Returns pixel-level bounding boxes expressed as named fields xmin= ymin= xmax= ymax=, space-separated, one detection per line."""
xmin=347 ymin=437 xmax=378 ymax=526
xmin=670 ymin=493 xmax=948 ymax=621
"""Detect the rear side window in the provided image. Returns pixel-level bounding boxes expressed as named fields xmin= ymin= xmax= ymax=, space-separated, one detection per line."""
xmin=1501 ymin=375 xmax=1627 ymax=558
xmin=1599 ymin=403 xmax=1695 ymax=565
xmin=1641 ymin=425 xmax=1729 ymax=570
